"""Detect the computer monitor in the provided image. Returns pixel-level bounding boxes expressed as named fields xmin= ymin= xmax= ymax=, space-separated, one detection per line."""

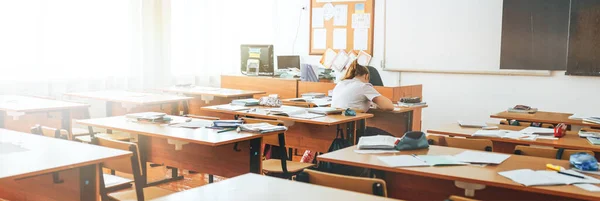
xmin=277 ymin=55 xmax=300 ymax=70
xmin=240 ymin=44 xmax=274 ymax=76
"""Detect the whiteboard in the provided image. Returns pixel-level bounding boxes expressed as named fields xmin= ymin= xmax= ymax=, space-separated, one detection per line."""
xmin=383 ymin=0 xmax=507 ymax=73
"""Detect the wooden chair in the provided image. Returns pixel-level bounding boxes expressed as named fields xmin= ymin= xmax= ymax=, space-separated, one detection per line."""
xmin=514 ymin=145 xmax=595 ymax=160
xmin=427 ymin=134 xmax=447 ymax=146
xmin=241 ymin=117 xmax=314 ymax=179
xmin=296 ymin=169 xmax=387 ymax=197
xmin=446 ymin=195 xmax=481 ymax=201
xmin=445 ymin=137 xmax=493 ymax=152
xmin=93 ymin=136 xmax=174 ymax=201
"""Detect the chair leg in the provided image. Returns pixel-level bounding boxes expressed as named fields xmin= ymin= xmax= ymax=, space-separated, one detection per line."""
xmin=209 ymin=174 xmax=214 ymax=183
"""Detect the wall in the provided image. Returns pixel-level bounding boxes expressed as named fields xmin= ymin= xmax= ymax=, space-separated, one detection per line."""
xmin=274 ymin=0 xmax=400 ymax=86
xmin=275 ymin=0 xmax=600 ymax=131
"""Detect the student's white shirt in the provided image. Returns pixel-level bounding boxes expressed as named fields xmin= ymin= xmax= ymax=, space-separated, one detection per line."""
xmin=331 ymin=78 xmax=382 ymax=112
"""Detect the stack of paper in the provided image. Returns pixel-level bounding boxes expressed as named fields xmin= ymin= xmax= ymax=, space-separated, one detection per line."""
xmin=584 ymin=117 xmax=600 ymax=125
xmin=231 ymin=98 xmax=260 ymax=106
xmin=213 ymin=120 xmax=244 ymax=128
xmin=125 ymin=112 xmax=166 ymax=120
xmin=519 ymin=127 xmax=554 ymax=135
xmin=357 ymin=135 xmax=399 ymax=150
xmin=499 ymin=169 xmax=600 ymax=186
xmin=457 ymin=120 xmax=488 ymax=128
xmin=268 ymin=107 xmax=325 ymax=119
xmin=216 ymin=104 xmax=250 ymax=111
xmin=239 ymin=123 xmax=287 ymax=134
xmin=472 ymin=130 xmax=538 ymax=141
xmin=453 ymin=151 xmax=510 ymax=164
xmin=579 ymin=130 xmax=600 ymax=138
xmin=308 ymin=107 xmax=343 ymax=115
xmin=378 ymin=155 xmax=468 ymax=167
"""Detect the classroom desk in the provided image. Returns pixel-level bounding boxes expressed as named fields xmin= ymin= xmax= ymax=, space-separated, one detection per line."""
xmin=427 ymin=123 xmax=600 ymax=155
xmin=159 ymin=86 xmax=265 ymax=117
xmin=201 ymin=105 xmax=373 ymax=153
xmin=151 ymin=173 xmax=401 ymax=201
xmin=491 ymin=111 xmax=600 ymax=128
xmin=0 ymin=95 xmax=89 ymax=133
xmin=281 ymin=98 xmax=427 ymax=136
xmin=76 ymin=115 xmax=284 ymax=185
xmin=318 ymin=145 xmax=600 ymax=201
xmin=0 ymin=129 xmax=130 ymax=201
xmin=221 ymin=75 xmax=299 ymax=99
xmin=65 ymin=90 xmax=192 ymax=116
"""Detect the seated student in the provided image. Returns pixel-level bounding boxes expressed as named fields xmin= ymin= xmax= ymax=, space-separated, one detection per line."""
xmin=331 ymin=62 xmax=394 ymax=112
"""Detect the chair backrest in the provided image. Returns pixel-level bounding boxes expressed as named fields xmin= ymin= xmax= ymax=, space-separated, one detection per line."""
xmin=297 ymin=169 xmax=387 ymax=197
xmin=514 ymin=145 xmax=595 ymax=160
xmin=93 ymin=136 xmax=145 ymax=201
xmin=445 ymin=137 xmax=493 ymax=152
xmin=366 ymin=66 xmax=384 ymax=86
xmin=427 ymin=135 xmax=447 ymax=146
xmin=30 ymin=125 xmax=71 ymax=140
xmin=184 ymin=114 xmax=220 ymax=121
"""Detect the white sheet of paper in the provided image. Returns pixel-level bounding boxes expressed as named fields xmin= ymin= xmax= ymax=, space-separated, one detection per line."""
xmin=454 ymin=151 xmax=511 ymax=164
xmin=313 ymin=29 xmax=327 ymax=50
xmin=333 ymin=28 xmax=347 ymax=50
xmin=352 ymin=13 xmax=370 ymax=29
xmin=574 ymin=184 xmax=600 ymax=192
xmin=378 ymin=155 xmax=429 ymax=167
xmin=331 ymin=50 xmax=348 ymax=71
xmin=323 ymin=3 xmax=335 ymax=20
xmin=354 ymin=28 xmax=368 ymax=51
xmin=354 ymin=149 xmax=400 ymax=154
xmin=357 ymin=50 xmax=371 ymax=66
xmin=322 ymin=48 xmax=337 ymax=68
xmin=333 ymin=5 xmax=348 ymax=26
xmin=312 ymin=8 xmax=324 ymax=28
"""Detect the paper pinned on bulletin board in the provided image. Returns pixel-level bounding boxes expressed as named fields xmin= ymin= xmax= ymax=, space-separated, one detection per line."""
xmin=321 ymin=48 xmax=338 ymax=68
xmin=323 ymin=3 xmax=335 ymax=20
xmin=353 ymin=28 xmax=368 ymax=51
xmin=357 ymin=50 xmax=372 ymax=66
xmin=333 ymin=28 xmax=347 ymax=50
xmin=333 ymin=5 xmax=348 ymax=26
xmin=313 ymin=29 xmax=327 ymax=50
xmin=346 ymin=51 xmax=357 ymax=68
xmin=355 ymin=3 xmax=365 ymax=13
xmin=312 ymin=8 xmax=324 ymax=28
xmin=352 ymin=13 xmax=370 ymax=29
xmin=331 ymin=49 xmax=349 ymax=71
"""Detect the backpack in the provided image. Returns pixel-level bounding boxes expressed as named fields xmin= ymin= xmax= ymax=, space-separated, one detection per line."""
xmin=318 ymin=126 xmax=360 ymax=175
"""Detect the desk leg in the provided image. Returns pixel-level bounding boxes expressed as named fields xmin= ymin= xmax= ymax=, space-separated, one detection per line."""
xmin=0 ymin=111 xmax=5 ymax=128
xmin=79 ymin=164 xmax=98 ymax=201
xmin=106 ymin=102 xmax=113 ymax=134
xmin=249 ymin=138 xmax=262 ymax=174
xmin=355 ymin=119 xmax=366 ymax=144
xmin=170 ymin=102 xmax=179 ymax=115
xmin=182 ymin=100 xmax=189 ymax=115
xmin=61 ymin=109 xmax=71 ymax=134
xmin=406 ymin=111 xmax=414 ymax=132
xmin=278 ymin=133 xmax=289 ymax=178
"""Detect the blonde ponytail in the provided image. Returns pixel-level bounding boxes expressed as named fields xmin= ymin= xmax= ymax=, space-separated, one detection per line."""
xmin=343 ymin=61 xmax=369 ymax=80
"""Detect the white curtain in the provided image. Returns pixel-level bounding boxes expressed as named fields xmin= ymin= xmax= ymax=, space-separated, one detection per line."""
xmin=169 ymin=0 xmax=276 ymax=86
xmin=0 ymin=0 xmax=143 ymax=96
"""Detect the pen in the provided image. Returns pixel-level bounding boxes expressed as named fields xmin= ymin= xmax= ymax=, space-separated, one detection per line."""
xmin=557 ymin=171 xmax=585 ymax=179
xmin=217 ymin=128 xmax=237 ymax=133
xmin=411 ymin=154 xmax=427 ymax=163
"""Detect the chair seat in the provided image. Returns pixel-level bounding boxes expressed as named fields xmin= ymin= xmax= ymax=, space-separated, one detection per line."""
xmin=108 ymin=186 xmax=174 ymax=201
xmin=103 ymin=174 xmax=133 ymax=191
xmin=262 ymin=159 xmax=314 ymax=173
xmin=75 ymin=133 xmax=131 ymax=143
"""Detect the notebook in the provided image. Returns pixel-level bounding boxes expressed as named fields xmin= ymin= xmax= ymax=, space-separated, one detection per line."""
xmin=499 ymin=169 xmax=600 ymax=186
xmin=231 ymin=98 xmax=260 ymax=106
xmin=307 ymin=107 xmax=343 ymax=115
xmin=457 ymin=120 xmax=488 ymax=128
xmin=453 ymin=151 xmax=510 ymax=164
xmin=579 ymin=130 xmax=600 ymax=138
xmin=472 ymin=130 xmax=538 ymax=141
xmin=377 ymin=155 xmax=468 ymax=167
xmin=239 ymin=123 xmax=287 ymax=134
xmin=519 ymin=127 xmax=554 ymax=135
xmin=357 ymin=135 xmax=399 ymax=150
xmin=125 ymin=112 xmax=166 ymax=120
xmin=268 ymin=107 xmax=325 ymax=119
xmin=587 ymin=137 xmax=600 ymax=145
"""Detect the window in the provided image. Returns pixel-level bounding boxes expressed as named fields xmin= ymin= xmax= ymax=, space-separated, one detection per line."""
xmin=0 ymin=0 xmax=141 ymax=81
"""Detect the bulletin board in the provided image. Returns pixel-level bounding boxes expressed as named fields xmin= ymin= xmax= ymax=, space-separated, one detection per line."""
xmin=309 ymin=0 xmax=375 ymax=55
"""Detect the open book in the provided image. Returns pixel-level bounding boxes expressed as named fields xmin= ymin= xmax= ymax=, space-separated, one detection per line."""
xmin=499 ymin=169 xmax=600 ymax=186
xmin=308 ymin=107 xmax=343 ymax=115
xmin=268 ymin=107 xmax=325 ymax=119
xmin=357 ymin=135 xmax=399 ymax=150
xmin=239 ymin=123 xmax=287 ymax=134
xmin=472 ymin=130 xmax=538 ymax=141
xmin=378 ymin=155 xmax=468 ymax=167
xmin=519 ymin=127 xmax=554 ymax=135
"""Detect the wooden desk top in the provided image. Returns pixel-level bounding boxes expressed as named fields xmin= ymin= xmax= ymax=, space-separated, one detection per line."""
xmin=76 ymin=116 xmax=280 ymax=146
xmin=427 ymin=123 xmax=600 ymax=152
xmin=65 ymin=90 xmax=192 ymax=105
xmin=318 ymin=145 xmax=600 ymax=201
xmin=160 ymin=86 xmax=265 ymax=98
xmin=201 ymin=105 xmax=374 ymax=126
xmin=491 ymin=111 xmax=598 ymax=127
xmin=0 ymin=95 xmax=89 ymax=113
xmin=0 ymin=129 xmax=130 ymax=180
xmin=150 ymin=173 xmax=401 ymax=201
